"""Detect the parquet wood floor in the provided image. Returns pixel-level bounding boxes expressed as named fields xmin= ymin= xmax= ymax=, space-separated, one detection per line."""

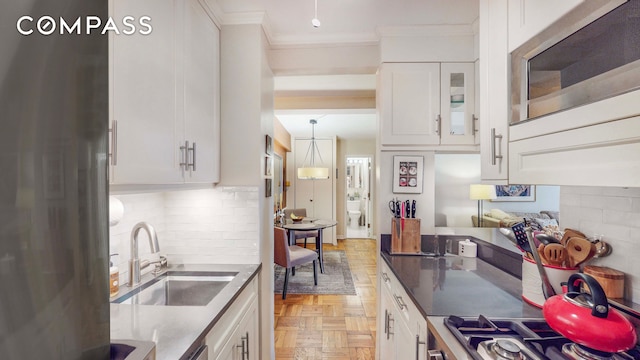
xmin=274 ymin=238 xmax=377 ymax=360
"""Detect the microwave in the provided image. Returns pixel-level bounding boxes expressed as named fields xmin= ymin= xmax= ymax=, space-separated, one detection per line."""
xmin=510 ymin=0 xmax=640 ymax=124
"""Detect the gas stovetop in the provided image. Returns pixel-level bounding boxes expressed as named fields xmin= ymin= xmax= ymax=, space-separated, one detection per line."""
xmin=444 ymin=315 xmax=640 ymax=360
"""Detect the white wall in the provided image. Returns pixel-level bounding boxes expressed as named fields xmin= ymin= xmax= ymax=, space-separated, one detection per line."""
xmin=377 ymin=151 xmax=436 ymax=234
xmin=434 ymin=154 xmax=560 ymax=227
xmin=560 ymin=186 xmax=640 ymax=303
xmin=109 ymin=188 xmax=260 ymax=285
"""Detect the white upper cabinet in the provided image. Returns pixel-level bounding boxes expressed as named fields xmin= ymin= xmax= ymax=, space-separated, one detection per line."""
xmin=379 ymin=62 xmax=476 ymax=147
xmin=182 ymin=0 xmax=220 ymax=184
xmin=109 ymin=0 xmax=220 ymax=185
xmin=110 ymin=0 xmax=183 ymax=184
xmin=379 ymin=63 xmax=441 ymax=146
xmin=440 ymin=63 xmax=476 ymax=145
xmin=507 ymin=0 xmax=584 ymax=52
xmin=479 ymin=0 xmax=509 ymax=182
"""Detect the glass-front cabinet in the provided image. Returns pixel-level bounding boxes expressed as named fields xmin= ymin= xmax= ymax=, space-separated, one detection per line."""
xmin=440 ymin=63 xmax=477 ymax=145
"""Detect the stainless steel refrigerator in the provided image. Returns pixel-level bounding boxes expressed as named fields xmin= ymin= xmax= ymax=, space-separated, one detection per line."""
xmin=0 ymin=0 xmax=110 ymax=358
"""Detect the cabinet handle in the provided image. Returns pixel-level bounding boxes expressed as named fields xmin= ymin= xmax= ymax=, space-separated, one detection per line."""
xmin=237 ymin=331 xmax=249 ymax=360
xmin=109 ymin=120 xmax=118 ymax=165
xmin=415 ymin=335 xmax=426 ymax=360
xmin=381 ymin=272 xmax=390 ymax=283
xmin=491 ymin=128 xmax=503 ymax=165
xmin=472 ymin=114 xmax=479 ymax=134
xmin=435 ymin=115 xmax=441 ymax=135
xmin=189 ymin=142 xmax=196 ymax=171
xmin=385 ymin=310 xmax=394 ymax=340
xmin=393 ymin=294 xmax=407 ymax=310
xmin=180 ymin=141 xmax=189 ymax=171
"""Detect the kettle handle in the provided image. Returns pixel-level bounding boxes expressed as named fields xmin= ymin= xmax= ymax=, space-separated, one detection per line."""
xmin=567 ymin=273 xmax=609 ymax=318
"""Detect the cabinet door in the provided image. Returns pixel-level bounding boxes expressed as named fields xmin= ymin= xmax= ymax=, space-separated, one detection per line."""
xmin=293 ymin=137 xmax=335 ymax=244
xmin=440 ymin=63 xmax=476 ymax=145
xmin=215 ymin=299 xmax=258 ymax=360
xmin=182 ymin=0 xmax=220 ymax=183
xmin=507 ymin=0 xmax=584 ymax=52
xmin=378 ymin=285 xmax=396 ymax=360
xmin=479 ymin=0 xmax=509 ymax=181
xmin=380 ymin=63 xmax=441 ymax=145
xmin=110 ymin=0 xmax=183 ymax=184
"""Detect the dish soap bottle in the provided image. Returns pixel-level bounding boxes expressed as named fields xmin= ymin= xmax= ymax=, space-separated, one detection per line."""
xmin=109 ymin=254 xmax=119 ymax=298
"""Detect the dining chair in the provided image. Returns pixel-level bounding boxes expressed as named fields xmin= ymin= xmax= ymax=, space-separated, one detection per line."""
xmin=283 ymin=208 xmax=319 ymax=248
xmin=274 ymin=227 xmax=318 ymax=299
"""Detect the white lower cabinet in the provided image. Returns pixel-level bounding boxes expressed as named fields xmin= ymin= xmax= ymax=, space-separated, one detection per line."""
xmin=378 ymin=259 xmax=427 ymax=360
xmin=206 ymin=276 xmax=259 ymax=360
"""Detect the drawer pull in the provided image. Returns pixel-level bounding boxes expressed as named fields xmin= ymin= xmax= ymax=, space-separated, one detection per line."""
xmin=381 ymin=272 xmax=390 ymax=283
xmin=393 ymin=294 xmax=407 ymax=310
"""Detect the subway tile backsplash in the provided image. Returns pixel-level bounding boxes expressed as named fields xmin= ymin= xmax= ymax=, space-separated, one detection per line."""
xmin=560 ymin=186 xmax=640 ymax=303
xmin=110 ymin=187 xmax=259 ymax=286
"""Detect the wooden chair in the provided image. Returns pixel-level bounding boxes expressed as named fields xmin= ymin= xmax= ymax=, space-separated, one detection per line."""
xmin=274 ymin=227 xmax=318 ymax=299
xmin=283 ymin=208 xmax=319 ymax=248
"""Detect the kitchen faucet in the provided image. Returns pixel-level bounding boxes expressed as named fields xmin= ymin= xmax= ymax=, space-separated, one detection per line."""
xmin=129 ymin=222 xmax=161 ymax=286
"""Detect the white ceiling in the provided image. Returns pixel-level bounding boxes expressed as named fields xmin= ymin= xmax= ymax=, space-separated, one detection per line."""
xmin=214 ymin=0 xmax=479 ymax=140
xmin=216 ymin=0 xmax=479 ymax=47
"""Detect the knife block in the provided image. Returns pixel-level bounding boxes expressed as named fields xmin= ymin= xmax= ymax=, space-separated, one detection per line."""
xmin=391 ymin=218 xmax=421 ymax=254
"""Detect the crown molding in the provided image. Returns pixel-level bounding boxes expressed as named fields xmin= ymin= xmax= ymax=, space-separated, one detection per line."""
xmin=377 ymin=24 xmax=475 ymax=38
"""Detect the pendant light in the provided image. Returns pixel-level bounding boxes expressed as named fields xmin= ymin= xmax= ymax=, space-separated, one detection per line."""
xmin=311 ymin=0 xmax=321 ymax=27
xmin=297 ymin=119 xmax=329 ymax=180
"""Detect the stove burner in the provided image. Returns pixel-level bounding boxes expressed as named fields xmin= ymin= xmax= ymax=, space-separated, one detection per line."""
xmin=493 ymin=340 xmax=523 ymax=359
xmin=563 ymin=343 xmax=614 ymax=360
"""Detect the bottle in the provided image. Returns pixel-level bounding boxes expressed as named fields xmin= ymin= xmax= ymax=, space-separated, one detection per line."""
xmin=109 ymin=254 xmax=119 ymax=297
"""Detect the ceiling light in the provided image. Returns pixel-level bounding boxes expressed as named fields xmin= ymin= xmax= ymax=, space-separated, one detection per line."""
xmin=311 ymin=0 xmax=321 ymax=28
xmin=297 ymin=119 xmax=329 ymax=180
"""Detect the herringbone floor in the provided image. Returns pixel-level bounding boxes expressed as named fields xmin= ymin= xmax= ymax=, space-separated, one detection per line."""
xmin=274 ymin=238 xmax=377 ymax=360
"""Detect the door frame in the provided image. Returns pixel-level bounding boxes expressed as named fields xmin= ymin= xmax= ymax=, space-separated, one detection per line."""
xmin=344 ymin=154 xmax=374 ymax=239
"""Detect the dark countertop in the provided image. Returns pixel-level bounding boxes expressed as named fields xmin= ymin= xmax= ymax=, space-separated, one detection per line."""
xmin=381 ymin=250 xmax=542 ymax=319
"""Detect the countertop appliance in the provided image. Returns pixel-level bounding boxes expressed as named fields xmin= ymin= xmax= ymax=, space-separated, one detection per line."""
xmin=428 ymin=315 xmax=640 ymax=360
xmin=1 ymin=0 xmax=112 ymax=358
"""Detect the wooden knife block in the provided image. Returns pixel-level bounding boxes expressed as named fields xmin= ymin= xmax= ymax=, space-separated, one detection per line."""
xmin=391 ymin=218 xmax=421 ymax=254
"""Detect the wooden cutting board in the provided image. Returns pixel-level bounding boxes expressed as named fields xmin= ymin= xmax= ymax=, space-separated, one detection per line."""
xmin=391 ymin=218 xmax=421 ymax=254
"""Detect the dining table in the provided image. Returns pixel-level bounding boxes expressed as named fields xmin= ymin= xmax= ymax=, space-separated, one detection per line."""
xmin=280 ymin=218 xmax=337 ymax=273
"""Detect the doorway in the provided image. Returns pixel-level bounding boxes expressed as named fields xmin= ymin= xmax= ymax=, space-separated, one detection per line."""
xmin=345 ymin=156 xmax=373 ymax=239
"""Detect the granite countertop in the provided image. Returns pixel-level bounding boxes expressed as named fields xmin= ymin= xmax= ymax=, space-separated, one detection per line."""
xmin=381 ymin=250 xmax=542 ymax=319
xmin=110 ymin=263 xmax=261 ymax=360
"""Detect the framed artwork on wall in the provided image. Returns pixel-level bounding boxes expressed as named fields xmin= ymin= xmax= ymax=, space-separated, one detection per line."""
xmin=265 ymin=134 xmax=273 ymax=155
xmin=265 ymin=156 xmax=272 ymax=177
xmin=492 ymin=185 xmax=536 ymax=202
xmin=265 ymin=178 xmax=272 ymax=198
xmin=392 ymin=155 xmax=423 ymax=194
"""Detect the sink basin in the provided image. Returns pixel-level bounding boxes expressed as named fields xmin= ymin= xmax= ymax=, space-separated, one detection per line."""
xmin=112 ymin=271 xmax=237 ymax=306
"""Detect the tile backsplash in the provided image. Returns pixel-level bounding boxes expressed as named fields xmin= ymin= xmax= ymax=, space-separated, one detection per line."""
xmin=560 ymin=186 xmax=640 ymax=302
xmin=109 ymin=187 xmax=259 ymax=286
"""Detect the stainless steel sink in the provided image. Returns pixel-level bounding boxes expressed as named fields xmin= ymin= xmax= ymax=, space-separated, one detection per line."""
xmin=112 ymin=271 xmax=237 ymax=306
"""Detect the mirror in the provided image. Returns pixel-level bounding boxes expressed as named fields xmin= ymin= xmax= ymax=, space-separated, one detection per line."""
xmin=434 ymin=154 xmax=559 ymax=229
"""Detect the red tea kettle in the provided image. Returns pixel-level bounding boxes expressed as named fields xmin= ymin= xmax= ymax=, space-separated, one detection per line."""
xmin=542 ymin=273 xmax=637 ymax=353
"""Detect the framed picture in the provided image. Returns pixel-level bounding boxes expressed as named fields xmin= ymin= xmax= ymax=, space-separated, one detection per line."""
xmin=265 ymin=178 xmax=272 ymax=198
xmin=492 ymin=185 xmax=536 ymax=202
xmin=265 ymin=156 xmax=272 ymax=177
xmin=265 ymin=134 xmax=273 ymax=155
xmin=392 ymin=155 xmax=423 ymax=194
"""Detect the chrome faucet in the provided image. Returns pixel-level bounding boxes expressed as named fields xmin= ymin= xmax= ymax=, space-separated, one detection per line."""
xmin=129 ymin=222 xmax=160 ymax=286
